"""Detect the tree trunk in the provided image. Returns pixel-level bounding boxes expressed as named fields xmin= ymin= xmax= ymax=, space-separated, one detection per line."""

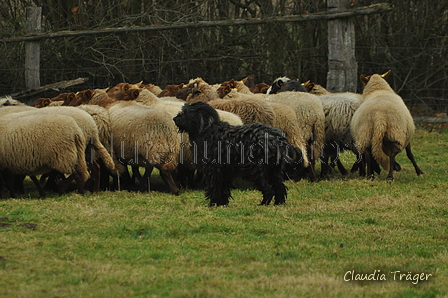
xmin=327 ymin=0 xmax=357 ymax=92
xmin=25 ymin=7 xmax=41 ymax=90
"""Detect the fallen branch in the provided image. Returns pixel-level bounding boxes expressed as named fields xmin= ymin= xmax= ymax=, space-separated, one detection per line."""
xmin=9 ymin=77 xmax=88 ymax=100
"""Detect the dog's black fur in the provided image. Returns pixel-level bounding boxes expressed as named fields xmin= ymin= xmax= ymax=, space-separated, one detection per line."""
xmin=173 ymin=101 xmax=302 ymax=206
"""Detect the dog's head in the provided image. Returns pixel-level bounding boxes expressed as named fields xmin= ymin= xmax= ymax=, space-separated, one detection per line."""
xmin=173 ymin=101 xmax=221 ymax=137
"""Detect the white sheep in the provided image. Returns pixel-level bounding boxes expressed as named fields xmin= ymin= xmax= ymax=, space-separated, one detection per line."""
xmin=266 ymin=91 xmax=325 ymax=182
xmin=350 ymin=70 xmax=424 ymax=181
xmin=88 ymin=89 xmax=181 ymax=194
xmin=108 ymin=102 xmax=181 ymax=193
xmin=306 ymin=88 xmax=364 ymax=177
xmin=0 ymin=96 xmax=24 ymax=107
xmin=0 ymin=112 xmax=89 ymax=197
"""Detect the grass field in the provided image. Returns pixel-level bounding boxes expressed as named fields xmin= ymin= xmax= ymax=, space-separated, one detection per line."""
xmin=1 ymin=127 xmax=447 ymax=298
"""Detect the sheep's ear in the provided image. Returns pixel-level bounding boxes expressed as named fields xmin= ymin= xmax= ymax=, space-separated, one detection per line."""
xmin=381 ymin=70 xmax=391 ymax=79
xmin=301 ymin=80 xmax=310 ymax=87
xmin=68 ymin=93 xmax=76 ymax=101
xmin=360 ymin=75 xmax=369 ymax=85
xmin=278 ymin=80 xmax=284 ymax=87
xmin=177 ymin=83 xmax=184 ymax=90
xmin=240 ymin=77 xmax=248 ymax=84
xmin=44 ymin=98 xmax=51 ymax=106
xmin=131 ymin=89 xmax=140 ymax=99
xmin=85 ymin=89 xmax=93 ymax=99
xmin=229 ymin=79 xmax=236 ymax=88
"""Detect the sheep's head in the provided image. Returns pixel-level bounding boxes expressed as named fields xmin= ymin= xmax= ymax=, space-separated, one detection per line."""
xmin=217 ymin=81 xmax=233 ymax=98
xmin=50 ymin=92 xmax=76 ymax=105
xmin=32 ymin=98 xmax=51 ymax=108
xmin=249 ymin=83 xmax=270 ymax=94
xmin=267 ymin=77 xmax=291 ymax=94
xmin=71 ymin=89 xmax=94 ymax=106
xmin=120 ymin=88 xmax=141 ymax=101
xmin=159 ymin=84 xmax=185 ymax=97
xmin=360 ymin=70 xmax=391 ymax=86
xmin=302 ymin=81 xmax=330 ymax=95
xmin=89 ymin=89 xmax=113 ymax=107
xmin=107 ymin=83 xmax=132 ymax=100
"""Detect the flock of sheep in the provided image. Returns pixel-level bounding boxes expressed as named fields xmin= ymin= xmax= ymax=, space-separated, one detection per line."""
xmin=0 ymin=70 xmax=423 ymax=200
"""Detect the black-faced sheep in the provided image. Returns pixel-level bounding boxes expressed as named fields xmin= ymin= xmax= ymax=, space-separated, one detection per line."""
xmin=0 ymin=112 xmax=89 ymax=197
xmin=267 ymin=77 xmax=307 ymax=94
xmin=350 ymin=70 xmax=424 ymax=181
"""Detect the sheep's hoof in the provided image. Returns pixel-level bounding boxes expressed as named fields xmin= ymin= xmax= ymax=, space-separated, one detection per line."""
xmin=367 ymin=175 xmax=375 ymax=181
xmin=386 ymin=177 xmax=394 ymax=183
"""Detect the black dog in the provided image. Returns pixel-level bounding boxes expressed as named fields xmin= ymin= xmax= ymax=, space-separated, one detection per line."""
xmin=173 ymin=101 xmax=302 ymax=206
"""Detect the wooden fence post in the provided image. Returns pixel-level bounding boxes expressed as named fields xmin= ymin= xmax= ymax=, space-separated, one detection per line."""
xmin=25 ymin=7 xmax=41 ymax=90
xmin=326 ymin=0 xmax=357 ymax=92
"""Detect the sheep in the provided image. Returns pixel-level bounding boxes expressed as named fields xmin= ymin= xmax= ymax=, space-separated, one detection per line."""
xmin=265 ymin=90 xmax=325 ymax=182
xmin=32 ymin=98 xmax=52 ymax=108
xmin=299 ymin=80 xmax=366 ymax=176
xmin=0 ymin=105 xmax=37 ymax=117
xmin=317 ymin=93 xmax=364 ymax=176
xmin=141 ymin=83 xmax=163 ymax=96
xmin=76 ymin=103 xmax=119 ymax=190
xmin=88 ymin=89 xmax=181 ymax=194
xmin=0 ymin=112 xmax=89 ymax=197
xmin=216 ymin=78 xmax=253 ymax=98
xmin=0 ymin=96 xmax=24 ymax=106
xmin=158 ymin=84 xmax=186 ymax=97
xmin=267 ymin=77 xmax=307 ymax=94
xmin=184 ymin=78 xmax=276 ymax=126
xmin=12 ymin=106 xmax=116 ymax=192
xmin=302 ymin=81 xmax=331 ymax=95
xmin=350 ymin=70 xmax=424 ymax=181
xmin=250 ymin=83 xmax=271 ymax=94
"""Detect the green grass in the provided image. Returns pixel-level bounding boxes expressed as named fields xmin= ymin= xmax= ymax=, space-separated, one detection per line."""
xmin=1 ymin=128 xmax=447 ymax=297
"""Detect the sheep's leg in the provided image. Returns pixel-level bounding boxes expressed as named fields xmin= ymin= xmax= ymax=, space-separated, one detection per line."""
xmin=30 ymin=175 xmax=46 ymax=197
xmin=335 ymin=158 xmax=348 ymax=175
xmin=1 ymin=170 xmax=16 ymax=198
xmin=13 ymin=175 xmax=26 ymax=194
xmin=405 ymin=143 xmax=424 ymax=176
xmin=43 ymin=170 xmax=64 ymax=192
xmin=306 ymin=142 xmax=318 ymax=182
xmin=364 ymin=149 xmax=375 ymax=180
xmin=131 ymin=165 xmax=142 ymax=187
xmin=158 ymin=168 xmax=180 ymax=195
xmin=386 ymin=152 xmax=399 ymax=182
xmin=88 ymin=161 xmax=101 ymax=192
xmin=139 ymin=166 xmax=153 ymax=192
xmin=319 ymin=150 xmax=331 ymax=178
xmin=73 ymin=172 xmax=86 ymax=194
